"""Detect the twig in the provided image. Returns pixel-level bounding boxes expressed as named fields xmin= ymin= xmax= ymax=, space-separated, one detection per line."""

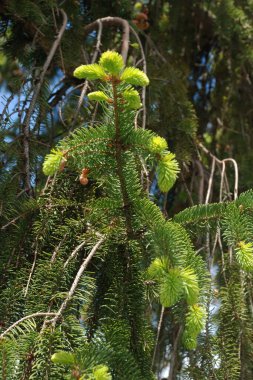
xmin=219 ymin=161 xmax=226 ymax=202
xmin=41 ymin=176 xmax=52 ymax=196
xmin=218 ymin=233 xmax=228 ymax=286
xmin=211 ymin=229 xmax=220 ymax=263
xmin=152 ymin=305 xmax=165 ymax=369
xmin=58 ymin=101 xmax=68 ymax=128
xmin=52 ymin=7 xmax=65 ymax=73
xmin=194 ymin=160 xmax=205 ymax=204
xmin=24 ymin=239 xmax=39 ymax=297
xmin=50 ymin=237 xmax=67 ymax=263
xmin=70 ymin=19 xmax=103 ymax=130
xmin=143 ymin=33 xmax=167 ymax=63
xmin=139 ymin=156 xmax=150 ymax=193
xmin=205 ymin=157 xmax=216 ymax=204
xmin=167 ymin=325 xmax=183 ymax=380
xmin=0 ymin=313 xmax=56 ymax=339
xmin=91 ymin=102 xmax=99 ymax=127
xmin=198 ymin=141 xmax=239 ymax=201
xmin=162 ymin=192 xmax=168 ymax=217
xmin=21 ymin=9 xmax=67 ymax=195
xmin=180 ymin=168 xmax=194 ymax=206
xmin=130 ymin=25 xmax=147 ymax=129
xmin=84 ymin=17 xmax=130 ymax=63
xmin=223 ymin=158 xmax=238 ymax=200
xmin=1 ymin=212 xmax=29 ymax=230
xmin=49 ymin=236 xmax=105 ymax=326
xmin=0 ymin=94 xmax=14 ymax=122
xmin=41 ymin=172 xmax=58 ymax=197
xmin=63 ymin=240 xmax=86 ymax=268
xmin=197 ymin=141 xmax=221 ymax=163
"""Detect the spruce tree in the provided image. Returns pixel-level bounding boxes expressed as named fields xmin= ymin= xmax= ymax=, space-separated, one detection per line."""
xmin=0 ymin=50 xmax=208 ymax=379
xmin=2 ymin=1 xmax=253 ymax=379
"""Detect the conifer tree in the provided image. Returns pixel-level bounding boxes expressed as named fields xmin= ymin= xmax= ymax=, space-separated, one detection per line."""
xmin=1 ymin=1 xmax=253 ymax=379
xmin=0 ymin=50 xmax=209 ymax=379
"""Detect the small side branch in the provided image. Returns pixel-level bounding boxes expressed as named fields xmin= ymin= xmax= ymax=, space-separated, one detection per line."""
xmin=84 ymin=17 xmax=130 ymax=63
xmin=24 ymin=240 xmax=39 ymax=297
xmin=22 ymin=9 xmax=67 ymax=195
xmin=49 ymin=236 xmax=105 ymax=326
xmin=198 ymin=141 xmax=239 ymax=200
xmin=0 ymin=313 xmax=56 ymax=340
xmin=152 ymin=305 xmax=165 ymax=369
xmin=1 ymin=215 xmax=23 ymax=230
xmin=63 ymin=240 xmax=86 ymax=268
xmin=223 ymin=158 xmax=238 ymax=200
xmin=167 ymin=325 xmax=183 ymax=380
xmin=130 ymin=25 xmax=147 ymax=130
xmin=70 ymin=19 xmax=103 ymax=130
xmin=50 ymin=237 xmax=67 ymax=263
xmin=205 ymin=157 xmax=216 ymax=204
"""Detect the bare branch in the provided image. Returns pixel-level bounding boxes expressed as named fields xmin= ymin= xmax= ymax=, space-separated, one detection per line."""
xmin=205 ymin=157 xmax=216 ymax=204
xmin=63 ymin=240 xmax=86 ymax=268
xmin=152 ymin=306 xmax=165 ymax=369
xmin=167 ymin=325 xmax=183 ymax=380
xmin=0 ymin=313 xmax=56 ymax=340
xmin=180 ymin=164 xmax=194 ymax=206
xmin=83 ymin=17 xmax=130 ymax=63
xmin=52 ymin=7 xmax=65 ymax=73
xmin=50 ymin=237 xmax=67 ymax=263
xmin=198 ymin=141 xmax=239 ymax=201
xmin=219 ymin=161 xmax=226 ymax=202
xmin=91 ymin=102 xmax=99 ymax=127
xmin=130 ymin=25 xmax=147 ymax=130
xmin=194 ymin=160 xmax=205 ymax=204
xmin=1 ymin=215 xmax=23 ymax=230
xmin=0 ymin=94 xmax=14 ymax=123
xmin=22 ymin=9 xmax=68 ymax=195
xmin=24 ymin=239 xmax=39 ymax=297
xmin=223 ymin=158 xmax=239 ymax=200
xmin=49 ymin=236 xmax=105 ymax=326
xmin=70 ymin=19 xmax=103 ymax=130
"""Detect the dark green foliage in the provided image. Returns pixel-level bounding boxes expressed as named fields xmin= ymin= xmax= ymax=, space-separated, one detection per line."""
xmin=0 ymin=52 xmax=208 ymax=379
xmin=1 ymin=1 xmax=253 ymax=379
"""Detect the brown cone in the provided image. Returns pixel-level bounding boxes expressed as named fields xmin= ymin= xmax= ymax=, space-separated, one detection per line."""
xmin=79 ymin=175 xmax=89 ymax=185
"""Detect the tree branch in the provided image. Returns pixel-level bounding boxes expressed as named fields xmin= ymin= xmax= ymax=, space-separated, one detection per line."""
xmin=70 ymin=19 xmax=103 ymax=130
xmin=198 ymin=141 xmax=239 ymax=200
xmin=22 ymin=9 xmax=67 ymax=195
xmin=84 ymin=17 xmax=130 ymax=63
xmin=49 ymin=236 xmax=105 ymax=326
xmin=63 ymin=240 xmax=86 ymax=268
xmin=129 ymin=25 xmax=147 ymax=130
xmin=24 ymin=239 xmax=39 ymax=297
xmin=152 ymin=306 xmax=165 ymax=369
xmin=0 ymin=313 xmax=56 ymax=339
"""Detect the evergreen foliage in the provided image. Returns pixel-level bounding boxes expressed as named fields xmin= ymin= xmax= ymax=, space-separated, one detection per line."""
xmin=1 ymin=1 xmax=253 ymax=379
xmin=0 ymin=50 xmax=207 ymax=379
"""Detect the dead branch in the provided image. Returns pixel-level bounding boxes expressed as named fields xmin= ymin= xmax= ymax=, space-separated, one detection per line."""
xmin=198 ymin=141 xmax=239 ymax=200
xmin=194 ymin=160 xmax=205 ymax=204
xmin=0 ymin=312 xmax=56 ymax=340
xmin=167 ymin=325 xmax=183 ymax=380
xmin=152 ymin=305 xmax=165 ymax=369
xmin=21 ymin=9 xmax=67 ymax=195
xmin=70 ymin=19 xmax=103 ymax=130
xmin=205 ymin=157 xmax=216 ymax=204
xmin=24 ymin=239 xmax=39 ymax=297
xmin=63 ymin=240 xmax=86 ymax=268
xmin=83 ymin=17 xmax=130 ymax=63
xmin=49 ymin=236 xmax=105 ymax=326
xmin=130 ymin=25 xmax=147 ymax=130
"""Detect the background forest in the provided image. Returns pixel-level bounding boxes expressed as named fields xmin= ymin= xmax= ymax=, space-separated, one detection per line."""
xmin=1 ymin=1 xmax=253 ymax=379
